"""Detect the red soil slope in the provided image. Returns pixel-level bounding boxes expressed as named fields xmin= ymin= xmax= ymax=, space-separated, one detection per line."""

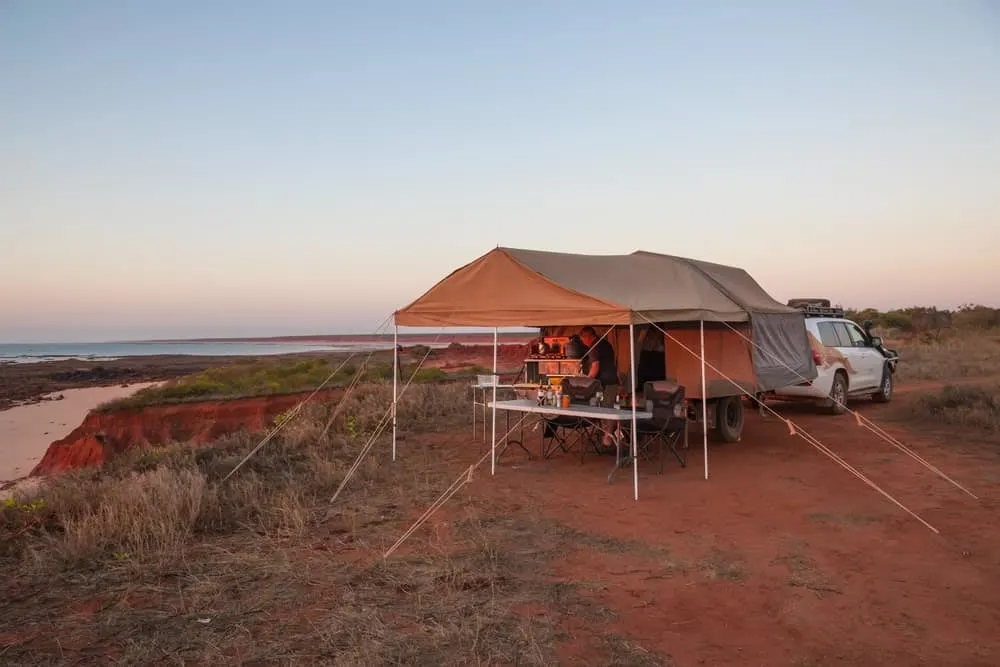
xmin=30 ymin=390 xmax=342 ymax=476
xmin=29 ymin=343 xmax=532 ymax=477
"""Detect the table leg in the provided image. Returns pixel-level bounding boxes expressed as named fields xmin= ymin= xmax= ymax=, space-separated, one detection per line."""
xmin=495 ymin=411 xmax=533 ymax=462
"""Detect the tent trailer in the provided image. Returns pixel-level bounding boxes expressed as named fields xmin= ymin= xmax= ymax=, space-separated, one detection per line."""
xmin=393 ymin=247 xmax=817 ymax=444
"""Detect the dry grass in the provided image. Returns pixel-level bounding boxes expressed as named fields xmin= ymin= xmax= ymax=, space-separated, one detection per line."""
xmin=0 ymin=381 xmax=672 ymax=666
xmin=910 ymin=383 xmax=1000 ymax=435
xmin=772 ymin=540 xmax=842 ymax=598
xmin=893 ymin=331 xmax=1000 ymax=383
xmin=603 ymin=633 xmax=675 ymax=666
xmin=696 ymin=547 xmax=748 ymax=582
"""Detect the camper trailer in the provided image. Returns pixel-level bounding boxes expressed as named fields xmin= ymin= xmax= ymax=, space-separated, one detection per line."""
xmin=394 ymin=247 xmax=817 ymax=443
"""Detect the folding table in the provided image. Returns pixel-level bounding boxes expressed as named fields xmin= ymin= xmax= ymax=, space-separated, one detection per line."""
xmin=489 ymin=399 xmax=653 ymax=478
xmin=470 ymin=375 xmax=515 ymax=440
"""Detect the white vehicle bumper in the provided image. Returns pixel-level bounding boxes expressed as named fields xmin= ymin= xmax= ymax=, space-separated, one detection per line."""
xmin=771 ymin=371 xmax=837 ymax=401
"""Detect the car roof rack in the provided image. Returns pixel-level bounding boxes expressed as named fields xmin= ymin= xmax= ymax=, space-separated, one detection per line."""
xmin=787 ymin=298 xmax=845 ymax=319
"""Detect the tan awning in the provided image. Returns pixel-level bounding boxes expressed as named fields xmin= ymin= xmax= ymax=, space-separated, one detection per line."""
xmin=394 ymin=247 xmax=796 ymax=327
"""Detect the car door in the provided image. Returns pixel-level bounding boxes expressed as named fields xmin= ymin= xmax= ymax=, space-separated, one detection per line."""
xmin=814 ymin=321 xmax=860 ymax=386
xmin=839 ymin=321 xmax=881 ymax=390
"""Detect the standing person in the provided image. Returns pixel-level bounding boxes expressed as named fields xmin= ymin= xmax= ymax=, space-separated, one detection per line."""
xmin=578 ymin=326 xmax=623 ymax=450
xmin=578 ymin=326 xmax=620 ymax=403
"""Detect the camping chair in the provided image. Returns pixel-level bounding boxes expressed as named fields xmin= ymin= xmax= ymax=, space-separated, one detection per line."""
xmin=540 ymin=415 xmax=598 ymax=460
xmin=543 ymin=375 xmax=605 ymax=461
xmin=622 ymin=381 xmax=688 ymax=473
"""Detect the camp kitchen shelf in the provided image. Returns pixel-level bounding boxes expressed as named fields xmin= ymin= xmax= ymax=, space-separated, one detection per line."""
xmin=524 ymin=358 xmax=583 ymax=383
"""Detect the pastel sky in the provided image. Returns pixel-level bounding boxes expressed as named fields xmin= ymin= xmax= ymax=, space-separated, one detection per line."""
xmin=2 ymin=1 xmax=998 ymax=343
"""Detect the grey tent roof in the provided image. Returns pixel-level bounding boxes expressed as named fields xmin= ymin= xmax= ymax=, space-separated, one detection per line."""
xmin=503 ymin=247 xmax=797 ymax=322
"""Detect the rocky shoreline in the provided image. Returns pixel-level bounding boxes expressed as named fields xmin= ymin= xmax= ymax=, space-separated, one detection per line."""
xmin=0 ymin=354 xmax=281 ymax=411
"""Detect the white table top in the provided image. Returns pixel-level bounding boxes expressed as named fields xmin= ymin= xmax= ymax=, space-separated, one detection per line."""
xmin=489 ymin=399 xmax=651 ymax=421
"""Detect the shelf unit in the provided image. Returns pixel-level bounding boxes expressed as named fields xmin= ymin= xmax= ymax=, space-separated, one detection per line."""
xmin=524 ymin=358 xmax=583 ymax=383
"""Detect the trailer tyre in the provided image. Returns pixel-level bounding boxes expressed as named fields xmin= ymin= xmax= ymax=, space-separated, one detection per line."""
xmin=715 ymin=396 xmax=744 ymax=442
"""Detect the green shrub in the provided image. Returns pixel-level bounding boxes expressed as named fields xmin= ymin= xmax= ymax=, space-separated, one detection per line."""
xmin=98 ymin=357 xmax=346 ymax=410
xmin=411 ymin=368 xmax=447 ymax=382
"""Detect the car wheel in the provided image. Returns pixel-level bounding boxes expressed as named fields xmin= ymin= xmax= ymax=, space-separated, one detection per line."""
xmin=715 ymin=396 xmax=744 ymax=442
xmin=872 ymin=365 xmax=893 ymax=403
xmin=827 ymin=372 xmax=848 ymax=415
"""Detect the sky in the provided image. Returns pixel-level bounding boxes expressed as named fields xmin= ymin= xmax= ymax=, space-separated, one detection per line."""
xmin=1 ymin=1 xmax=998 ymax=343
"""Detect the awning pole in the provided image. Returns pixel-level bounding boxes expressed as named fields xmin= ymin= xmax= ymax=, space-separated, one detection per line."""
xmin=700 ymin=319 xmax=708 ymax=480
xmin=491 ymin=327 xmax=498 ymax=476
xmin=392 ymin=325 xmax=398 ymax=462
xmin=630 ymin=322 xmax=639 ymax=501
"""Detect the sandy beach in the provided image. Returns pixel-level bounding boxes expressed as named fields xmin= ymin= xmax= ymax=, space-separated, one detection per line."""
xmin=0 ymin=382 xmax=159 ymax=484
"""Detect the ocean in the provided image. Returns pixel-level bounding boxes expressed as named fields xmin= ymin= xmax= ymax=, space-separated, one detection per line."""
xmin=0 ymin=341 xmax=401 ymax=364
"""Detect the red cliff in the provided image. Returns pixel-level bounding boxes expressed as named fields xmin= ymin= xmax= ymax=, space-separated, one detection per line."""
xmin=29 ymin=342 xmax=533 ymax=477
xmin=30 ymin=390 xmax=341 ymax=476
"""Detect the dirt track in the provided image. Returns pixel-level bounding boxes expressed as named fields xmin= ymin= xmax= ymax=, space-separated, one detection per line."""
xmin=418 ymin=396 xmax=1000 ymax=665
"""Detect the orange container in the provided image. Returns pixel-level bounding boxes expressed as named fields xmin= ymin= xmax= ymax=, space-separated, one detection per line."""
xmin=560 ymin=395 xmax=571 ymax=408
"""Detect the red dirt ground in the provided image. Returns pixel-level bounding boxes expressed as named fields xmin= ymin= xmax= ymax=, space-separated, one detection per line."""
xmin=405 ymin=397 xmax=1000 ymax=665
xmin=21 ymin=375 xmax=999 ymax=664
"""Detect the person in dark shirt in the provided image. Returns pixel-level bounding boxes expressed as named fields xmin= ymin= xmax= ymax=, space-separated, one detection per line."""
xmin=579 ymin=326 xmax=620 ymax=399
xmin=578 ymin=326 xmax=623 ymax=451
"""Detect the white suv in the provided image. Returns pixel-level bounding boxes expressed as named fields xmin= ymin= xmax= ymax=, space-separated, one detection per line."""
xmin=769 ymin=299 xmax=898 ymax=414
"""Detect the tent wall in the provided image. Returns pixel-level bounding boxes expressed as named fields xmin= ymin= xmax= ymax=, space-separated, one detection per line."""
xmin=662 ymin=325 xmax=755 ymax=399
xmin=540 ymin=323 xmax=754 ymax=399
xmin=749 ymin=312 xmax=818 ymax=391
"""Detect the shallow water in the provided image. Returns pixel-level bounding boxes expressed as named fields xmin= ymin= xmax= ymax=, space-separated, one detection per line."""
xmin=0 ymin=341 xmax=399 ymax=364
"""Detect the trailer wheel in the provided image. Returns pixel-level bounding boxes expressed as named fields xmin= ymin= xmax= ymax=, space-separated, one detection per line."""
xmin=715 ymin=396 xmax=744 ymax=442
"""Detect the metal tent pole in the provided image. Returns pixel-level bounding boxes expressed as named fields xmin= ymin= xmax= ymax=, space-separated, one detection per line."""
xmin=630 ymin=322 xmax=639 ymax=500
xmin=392 ymin=325 xmax=398 ymax=461
xmin=700 ymin=320 xmax=708 ymax=480
xmin=491 ymin=327 xmax=499 ymax=476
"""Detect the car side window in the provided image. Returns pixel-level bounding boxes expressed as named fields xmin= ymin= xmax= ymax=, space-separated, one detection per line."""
xmin=843 ymin=323 xmax=867 ymax=347
xmin=830 ymin=323 xmax=853 ymax=347
xmin=817 ymin=322 xmax=842 ymax=347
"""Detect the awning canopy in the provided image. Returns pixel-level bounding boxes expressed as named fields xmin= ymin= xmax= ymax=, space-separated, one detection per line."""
xmin=394 ymin=247 xmax=799 ymax=327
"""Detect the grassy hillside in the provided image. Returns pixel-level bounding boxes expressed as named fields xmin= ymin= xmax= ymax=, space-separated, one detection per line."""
xmin=96 ymin=356 xmax=479 ymax=411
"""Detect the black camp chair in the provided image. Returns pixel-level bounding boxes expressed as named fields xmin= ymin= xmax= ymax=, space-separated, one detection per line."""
xmin=535 ymin=376 xmax=602 ymax=460
xmin=540 ymin=415 xmax=599 ymax=460
xmin=621 ymin=380 xmax=688 ymax=473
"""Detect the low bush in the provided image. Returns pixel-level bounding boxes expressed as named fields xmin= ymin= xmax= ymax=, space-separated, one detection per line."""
xmin=914 ymin=384 xmax=1000 ymax=434
xmin=844 ymin=304 xmax=999 ymax=334
xmin=894 ymin=332 xmax=1000 ymax=382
